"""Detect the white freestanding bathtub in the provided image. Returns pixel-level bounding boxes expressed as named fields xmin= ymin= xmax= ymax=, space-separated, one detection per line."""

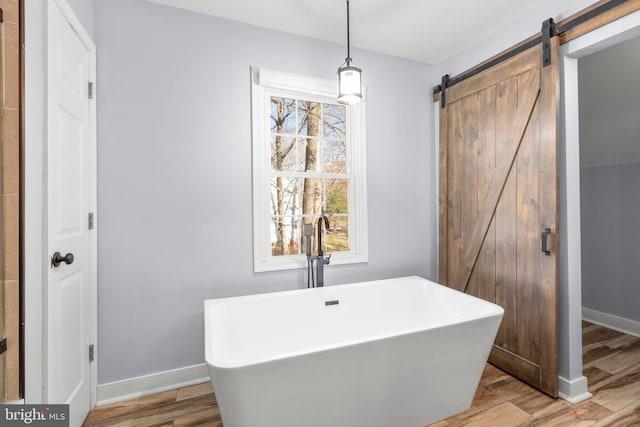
xmin=204 ymin=276 xmax=503 ymax=427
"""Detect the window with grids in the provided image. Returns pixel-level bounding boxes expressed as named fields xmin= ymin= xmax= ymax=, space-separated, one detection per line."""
xmin=252 ymin=68 xmax=367 ymax=272
xmin=270 ymin=97 xmax=349 ymax=256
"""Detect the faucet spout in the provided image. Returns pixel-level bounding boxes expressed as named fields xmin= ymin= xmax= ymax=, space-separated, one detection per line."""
xmin=317 ymin=215 xmax=330 ymax=256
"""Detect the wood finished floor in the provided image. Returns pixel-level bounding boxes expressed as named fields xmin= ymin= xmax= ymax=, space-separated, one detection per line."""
xmin=83 ymin=322 xmax=640 ymax=426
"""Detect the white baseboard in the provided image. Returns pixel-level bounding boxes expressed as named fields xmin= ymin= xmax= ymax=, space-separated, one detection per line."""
xmin=96 ymin=363 xmax=210 ymax=407
xmin=559 ymin=309 xmax=640 ymax=405
xmin=583 ymin=307 xmax=640 ymax=338
xmin=94 ymin=361 xmax=601 ymax=408
xmin=558 ymin=375 xmax=592 ymax=404
xmin=2 ymin=399 xmax=25 ymax=405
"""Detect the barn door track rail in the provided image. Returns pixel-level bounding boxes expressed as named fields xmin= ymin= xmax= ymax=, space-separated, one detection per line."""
xmin=435 ymin=0 xmax=635 ymax=108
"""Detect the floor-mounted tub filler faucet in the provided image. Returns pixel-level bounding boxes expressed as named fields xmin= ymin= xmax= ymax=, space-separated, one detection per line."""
xmin=304 ymin=216 xmax=331 ymax=288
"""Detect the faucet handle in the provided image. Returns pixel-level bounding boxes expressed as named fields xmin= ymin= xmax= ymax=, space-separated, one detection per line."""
xmin=303 ymin=223 xmax=313 ymax=237
xmin=303 ymin=224 xmax=313 ymax=257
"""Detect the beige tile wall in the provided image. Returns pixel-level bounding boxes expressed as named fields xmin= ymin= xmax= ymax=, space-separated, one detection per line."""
xmin=0 ymin=0 xmax=21 ymax=402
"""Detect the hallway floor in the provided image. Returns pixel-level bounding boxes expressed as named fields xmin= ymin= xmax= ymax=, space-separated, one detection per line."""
xmin=83 ymin=322 xmax=640 ymax=426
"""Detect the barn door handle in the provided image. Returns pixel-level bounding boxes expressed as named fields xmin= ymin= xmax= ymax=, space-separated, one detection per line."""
xmin=51 ymin=251 xmax=75 ymax=268
xmin=541 ymin=228 xmax=551 ymax=256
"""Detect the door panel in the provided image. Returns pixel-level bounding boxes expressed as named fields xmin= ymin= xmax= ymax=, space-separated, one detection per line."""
xmin=439 ymin=39 xmax=559 ymax=396
xmin=48 ymin=1 xmax=92 ymax=424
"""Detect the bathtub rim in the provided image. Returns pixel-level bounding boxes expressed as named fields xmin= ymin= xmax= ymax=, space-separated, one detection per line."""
xmin=204 ymin=275 xmax=504 ymax=370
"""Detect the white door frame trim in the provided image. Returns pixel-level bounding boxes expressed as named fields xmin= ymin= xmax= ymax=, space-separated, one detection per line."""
xmin=24 ymin=0 xmax=98 ymax=406
xmin=559 ymin=8 xmax=640 ymax=404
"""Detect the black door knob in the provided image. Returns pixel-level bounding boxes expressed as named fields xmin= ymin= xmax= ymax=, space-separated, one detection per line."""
xmin=51 ymin=251 xmax=74 ymax=268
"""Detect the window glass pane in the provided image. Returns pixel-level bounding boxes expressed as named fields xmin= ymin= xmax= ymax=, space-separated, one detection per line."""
xmin=326 ymin=216 xmax=349 ymax=252
xmin=301 ymin=177 xmax=324 ymax=217
xmin=297 ymin=100 xmax=307 ymax=135
xmin=271 ymin=136 xmax=297 ymax=171
xmin=322 ymin=138 xmax=346 ymax=173
xmin=271 ymin=97 xmax=296 ymax=134
xmin=301 ymin=137 xmax=320 ymax=172
xmin=298 ymin=101 xmax=322 ymax=137
xmin=270 ymin=177 xmax=301 ymax=217
xmin=323 ymin=103 xmax=346 ymax=139
xmin=271 ymin=217 xmax=302 ymax=256
xmin=270 ymin=97 xmax=279 ymax=131
xmin=326 ymin=178 xmax=349 ymax=214
xmin=299 ymin=137 xmax=322 ymax=173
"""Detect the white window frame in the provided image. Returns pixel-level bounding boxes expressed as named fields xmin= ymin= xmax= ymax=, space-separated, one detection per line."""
xmin=251 ymin=67 xmax=368 ymax=272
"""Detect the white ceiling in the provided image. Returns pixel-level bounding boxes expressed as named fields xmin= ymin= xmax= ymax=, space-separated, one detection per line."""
xmin=144 ymin=0 xmax=549 ymax=64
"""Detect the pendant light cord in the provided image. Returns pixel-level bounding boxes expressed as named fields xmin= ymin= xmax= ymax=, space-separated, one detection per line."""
xmin=346 ymin=0 xmax=351 ymax=61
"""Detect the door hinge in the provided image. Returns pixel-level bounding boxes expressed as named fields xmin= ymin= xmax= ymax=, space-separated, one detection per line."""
xmin=0 ymin=336 xmax=7 ymax=355
xmin=89 ymin=344 xmax=94 ymax=363
xmin=88 ymin=81 xmax=95 ymax=99
xmin=88 ymin=212 xmax=94 ymax=230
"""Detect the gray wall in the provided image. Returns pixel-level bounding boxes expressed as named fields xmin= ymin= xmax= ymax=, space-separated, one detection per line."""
xmin=578 ymin=36 xmax=640 ymax=168
xmin=66 ymin=0 xmax=93 ymax=37
xmin=580 ymin=163 xmax=640 ymax=322
xmin=94 ymin=0 xmax=435 ymax=384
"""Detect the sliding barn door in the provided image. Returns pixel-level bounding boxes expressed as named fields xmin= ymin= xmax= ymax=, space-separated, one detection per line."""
xmin=438 ymin=39 xmax=559 ymax=396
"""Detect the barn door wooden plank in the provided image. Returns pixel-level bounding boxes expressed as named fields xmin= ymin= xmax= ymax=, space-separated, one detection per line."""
xmin=515 ymin=82 xmax=541 ymax=364
xmin=495 ymin=170 xmax=517 ymax=352
xmin=438 ymin=99 xmax=449 ymax=284
xmin=461 ymin=95 xmax=479 ymax=260
xmin=446 ymin=101 xmax=463 ymax=286
xmin=468 ymin=87 xmax=496 ymax=302
xmin=538 ymin=36 xmax=560 ymax=396
xmin=494 ymin=75 xmax=519 ymax=352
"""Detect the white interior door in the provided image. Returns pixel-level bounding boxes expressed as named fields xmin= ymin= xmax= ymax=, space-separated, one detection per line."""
xmin=47 ymin=1 xmax=94 ymax=424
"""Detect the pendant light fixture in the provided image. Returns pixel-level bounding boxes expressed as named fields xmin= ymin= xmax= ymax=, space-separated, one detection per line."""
xmin=337 ymin=0 xmax=362 ymax=105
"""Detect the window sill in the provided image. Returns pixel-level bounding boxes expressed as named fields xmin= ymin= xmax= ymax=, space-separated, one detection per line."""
xmin=254 ymin=252 xmax=368 ymax=273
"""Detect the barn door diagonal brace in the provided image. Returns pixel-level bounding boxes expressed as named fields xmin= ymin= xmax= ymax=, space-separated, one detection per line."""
xmin=541 ymin=18 xmax=557 ymax=67
xmin=457 ymin=70 xmax=541 ymax=293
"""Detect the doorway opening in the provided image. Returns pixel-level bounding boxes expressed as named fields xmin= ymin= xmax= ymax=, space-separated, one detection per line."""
xmin=560 ymin=7 xmax=640 ymax=404
xmin=578 ymin=34 xmax=640 ymax=335
xmin=577 ymin=33 xmax=640 ymax=406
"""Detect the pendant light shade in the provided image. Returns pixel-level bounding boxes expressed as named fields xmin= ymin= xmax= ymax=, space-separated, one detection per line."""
xmin=337 ymin=0 xmax=362 ymax=105
xmin=338 ymin=59 xmax=362 ymax=105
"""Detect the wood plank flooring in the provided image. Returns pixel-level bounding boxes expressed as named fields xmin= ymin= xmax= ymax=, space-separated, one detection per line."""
xmin=83 ymin=322 xmax=640 ymax=426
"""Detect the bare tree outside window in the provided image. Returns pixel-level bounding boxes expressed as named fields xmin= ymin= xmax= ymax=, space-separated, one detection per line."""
xmin=270 ymin=97 xmax=349 ymax=256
